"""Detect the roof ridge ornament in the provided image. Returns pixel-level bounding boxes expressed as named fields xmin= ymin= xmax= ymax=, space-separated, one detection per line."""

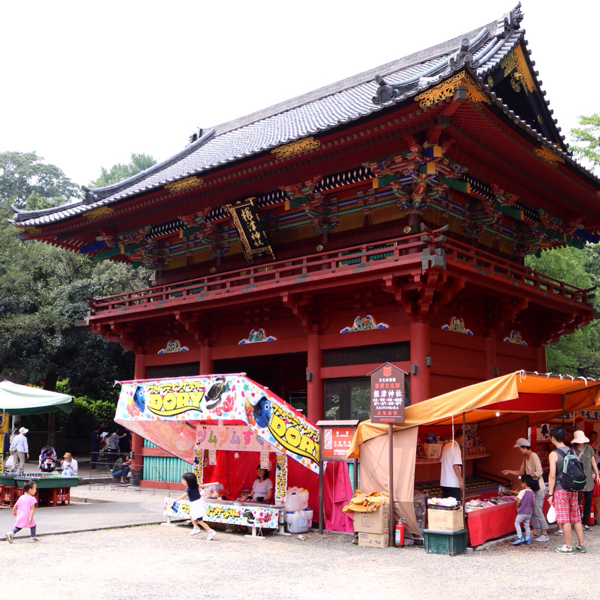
xmin=448 ymin=37 xmax=480 ymax=71
xmin=503 ymin=2 xmax=524 ymax=34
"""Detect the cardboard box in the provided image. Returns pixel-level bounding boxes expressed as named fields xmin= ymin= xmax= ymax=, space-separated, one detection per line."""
xmin=427 ymin=507 xmax=464 ymax=532
xmin=353 ymin=505 xmax=390 ymax=534
xmin=358 ymin=532 xmax=390 ymax=548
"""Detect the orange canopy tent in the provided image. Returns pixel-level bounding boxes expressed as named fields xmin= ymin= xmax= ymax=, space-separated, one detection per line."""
xmin=346 ymin=371 xmax=600 ymax=535
xmin=348 ymin=371 xmax=600 ymax=457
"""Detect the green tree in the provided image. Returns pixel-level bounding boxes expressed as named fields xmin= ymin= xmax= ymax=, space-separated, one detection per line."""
xmin=0 ymin=202 xmax=152 ymax=397
xmin=90 ymin=153 xmax=156 ymax=188
xmin=526 ymin=246 xmax=600 ymax=378
xmin=570 ymin=112 xmax=600 ymax=172
xmin=1 ymin=151 xmax=156 ymax=399
xmin=0 ymin=151 xmax=79 ymax=207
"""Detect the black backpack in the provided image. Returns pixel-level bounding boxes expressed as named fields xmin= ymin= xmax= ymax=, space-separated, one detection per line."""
xmin=556 ymin=447 xmax=586 ymax=492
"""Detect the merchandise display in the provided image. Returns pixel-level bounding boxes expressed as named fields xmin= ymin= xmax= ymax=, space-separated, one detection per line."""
xmin=464 ymin=492 xmax=517 ymax=513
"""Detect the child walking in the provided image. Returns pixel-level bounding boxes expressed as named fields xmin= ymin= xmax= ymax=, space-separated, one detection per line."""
xmin=6 ymin=480 xmax=39 ymax=543
xmin=175 ymin=473 xmax=218 ymax=540
xmin=512 ymin=474 xmax=535 ymax=546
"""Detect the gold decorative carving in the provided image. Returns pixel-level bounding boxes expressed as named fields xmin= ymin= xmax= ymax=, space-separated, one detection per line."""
xmin=165 ymin=176 xmax=203 ymax=194
xmin=596 ymin=191 xmax=600 ymax=199
xmin=487 ymin=75 xmax=494 ymax=87
xmin=271 ymin=137 xmax=321 ymax=159
xmin=85 ymin=206 xmax=114 ymax=221
xmin=414 ymin=71 xmax=491 ymax=110
xmin=13 ymin=225 xmax=40 ymax=234
xmin=500 ymin=46 xmax=535 ymax=94
xmin=533 ymin=147 xmax=565 ymax=167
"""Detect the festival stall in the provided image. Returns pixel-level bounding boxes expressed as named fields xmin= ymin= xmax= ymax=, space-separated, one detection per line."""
xmin=0 ymin=380 xmax=77 ymax=506
xmin=115 ymin=373 xmax=319 ymax=535
xmin=347 ymin=371 xmax=600 ymax=546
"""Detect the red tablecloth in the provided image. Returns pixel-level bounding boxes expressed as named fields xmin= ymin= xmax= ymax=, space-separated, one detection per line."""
xmin=467 ymin=502 xmax=516 ymax=546
xmin=467 ymin=498 xmax=550 ymax=546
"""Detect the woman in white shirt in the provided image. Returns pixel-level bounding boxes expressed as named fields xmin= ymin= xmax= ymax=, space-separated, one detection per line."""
xmin=249 ymin=466 xmax=273 ymax=503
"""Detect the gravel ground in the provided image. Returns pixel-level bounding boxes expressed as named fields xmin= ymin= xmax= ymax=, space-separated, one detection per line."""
xmin=1 ymin=523 xmax=597 ymax=599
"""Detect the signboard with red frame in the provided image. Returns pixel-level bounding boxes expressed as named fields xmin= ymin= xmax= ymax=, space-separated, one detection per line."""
xmin=321 ymin=425 xmax=355 ymax=459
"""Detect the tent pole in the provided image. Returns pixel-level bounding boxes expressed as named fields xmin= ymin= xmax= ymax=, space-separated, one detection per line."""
xmin=462 ymin=412 xmax=466 ymax=526
xmin=389 ymin=423 xmax=394 ymax=546
xmin=319 ymin=427 xmax=324 ymax=535
xmin=562 ymin=394 xmax=566 ymax=427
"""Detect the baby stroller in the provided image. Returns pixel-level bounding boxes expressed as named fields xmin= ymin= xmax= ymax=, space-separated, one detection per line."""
xmin=40 ymin=446 xmax=58 ymax=472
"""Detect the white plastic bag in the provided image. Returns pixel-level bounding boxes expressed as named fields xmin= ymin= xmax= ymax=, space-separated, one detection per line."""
xmin=547 ymin=504 xmax=557 ymax=524
xmin=5 ymin=455 xmax=14 ymax=469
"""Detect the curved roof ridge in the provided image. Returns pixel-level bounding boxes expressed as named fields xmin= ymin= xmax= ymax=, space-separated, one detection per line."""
xmin=211 ymin=20 xmax=498 ymax=137
xmin=82 ymin=128 xmax=216 ymax=201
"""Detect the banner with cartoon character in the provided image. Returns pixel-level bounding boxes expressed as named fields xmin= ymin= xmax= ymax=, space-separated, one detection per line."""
xmin=164 ymin=497 xmax=280 ymax=529
xmin=115 ymin=374 xmax=319 ymax=474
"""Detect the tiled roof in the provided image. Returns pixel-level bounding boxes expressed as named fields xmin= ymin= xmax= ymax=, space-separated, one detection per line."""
xmin=11 ymin=7 xmax=567 ymax=227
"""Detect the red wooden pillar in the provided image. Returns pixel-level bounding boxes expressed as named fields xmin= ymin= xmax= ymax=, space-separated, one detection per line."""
xmin=200 ymin=344 xmax=214 ymax=375
xmin=131 ymin=354 xmax=146 ymax=477
xmin=537 ymin=345 xmax=547 ymax=372
xmin=307 ymin=333 xmax=323 ymax=423
xmin=485 ymin=336 xmax=497 ymax=379
xmin=410 ymin=320 xmax=430 ymax=403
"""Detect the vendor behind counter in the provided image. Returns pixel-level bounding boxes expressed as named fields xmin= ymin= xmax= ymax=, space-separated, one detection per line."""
xmin=248 ymin=465 xmax=273 ymax=503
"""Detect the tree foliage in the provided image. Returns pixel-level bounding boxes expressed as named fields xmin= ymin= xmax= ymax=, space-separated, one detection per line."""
xmin=0 ymin=153 xmax=154 ymax=402
xmin=526 ymin=245 xmax=600 ymax=378
xmin=0 ymin=151 xmax=79 ymax=207
xmin=90 ymin=153 xmax=156 ymax=188
xmin=570 ymin=113 xmax=600 ymax=173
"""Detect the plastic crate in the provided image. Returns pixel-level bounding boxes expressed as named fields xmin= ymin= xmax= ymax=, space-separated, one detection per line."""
xmin=423 ymin=528 xmax=467 ymax=556
xmin=2 ymin=485 xmax=18 ymax=506
xmin=46 ymin=487 xmax=70 ymax=506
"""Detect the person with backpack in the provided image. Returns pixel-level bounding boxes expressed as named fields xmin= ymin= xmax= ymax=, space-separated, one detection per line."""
xmin=548 ymin=425 xmax=586 ymax=554
xmin=571 ymin=430 xmax=600 ymax=532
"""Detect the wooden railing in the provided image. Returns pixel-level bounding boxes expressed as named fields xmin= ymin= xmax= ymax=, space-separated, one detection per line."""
xmin=444 ymin=238 xmax=594 ymax=305
xmin=89 ymin=230 xmax=592 ymax=315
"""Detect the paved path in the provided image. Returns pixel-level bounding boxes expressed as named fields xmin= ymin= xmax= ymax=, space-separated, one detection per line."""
xmin=0 ymin=483 xmax=170 ymax=537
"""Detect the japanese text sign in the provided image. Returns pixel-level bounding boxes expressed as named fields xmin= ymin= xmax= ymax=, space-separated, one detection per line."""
xmin=370 ymin=363 xmax=406 ymax=424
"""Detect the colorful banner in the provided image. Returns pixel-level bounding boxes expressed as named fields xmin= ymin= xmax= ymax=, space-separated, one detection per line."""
xmin=204 ymin=502 xmax=280 ymax=529
xmin=164 ymin=498 xmax=280 ymax=529
xmin=192 ymin=447 xmax=203 ymax=483
xmin=195 ymin=425 xmax=277 ymax=453
xmin=116 ymin=374 xmax=319 ymax=473
xmin=275 ymin=454 xmax=287 ymax=504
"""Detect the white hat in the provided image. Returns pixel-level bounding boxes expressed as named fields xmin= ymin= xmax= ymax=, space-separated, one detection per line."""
xmin=513 ymin=438 xmax=530 ymax=448
xmin=100 ymin=432 xmax=109 ymax=438
xmin=19 ymin=427 xmax=29 ymax=435
xmin=572 ymin=430 xmax=590 ymax=444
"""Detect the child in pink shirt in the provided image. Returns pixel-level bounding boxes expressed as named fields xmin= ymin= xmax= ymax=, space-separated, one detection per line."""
xmin=6 ymin=480 xmax=38 ymax=543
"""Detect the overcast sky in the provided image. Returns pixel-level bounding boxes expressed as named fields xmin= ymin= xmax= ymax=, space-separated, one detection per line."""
xmin=2 ymin=0 xmax=599 ymax=188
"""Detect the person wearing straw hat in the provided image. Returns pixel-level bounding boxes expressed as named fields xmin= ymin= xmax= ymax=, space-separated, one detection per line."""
xmin=572 ymin=430 xmax=600 ymax=532
xmin=502 ymin=438 xmax=549 ymax=542
xmin=61 ymin=452 xmax=78 ymax=477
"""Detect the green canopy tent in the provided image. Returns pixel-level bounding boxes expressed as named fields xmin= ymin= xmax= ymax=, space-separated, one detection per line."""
xmin=0 ymin=380 xmax=73 ymax=415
